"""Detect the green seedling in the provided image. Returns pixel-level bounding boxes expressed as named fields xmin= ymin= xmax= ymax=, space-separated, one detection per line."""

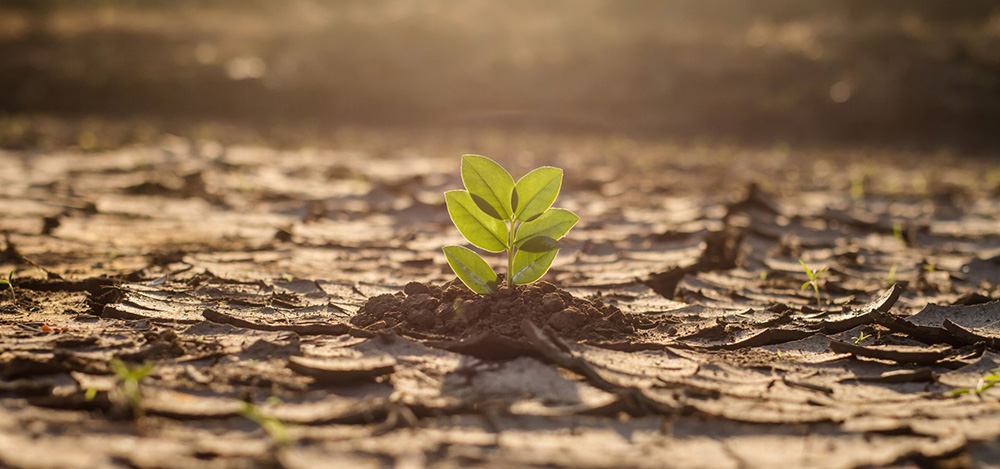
xmin=886 ymin=263 xmax=898 ymax=284
xmin=851 ymin=330 xmax=871 ymax=344
xmin=240 ymin=401 xmax=290 ymax=445
xmin=110 ymin=358 xmax=154 ymax=420
xmin=950 ymin=368 xmax=1000 ymax=397
xmin=0 ymin=270 xmax=15 ymax=301
xmin=799 ymin=260 xmax=827 ymax=307
xmin=443 ymin=155 xmax=579 ymax=294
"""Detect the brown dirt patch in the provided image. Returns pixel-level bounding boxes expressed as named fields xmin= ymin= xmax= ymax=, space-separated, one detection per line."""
xmin=353 ymin=280 xmax=637 ymax=342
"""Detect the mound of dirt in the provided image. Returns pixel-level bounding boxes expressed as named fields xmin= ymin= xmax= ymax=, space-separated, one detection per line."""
xmin=352 ymin=280 xmax=637 ymax=342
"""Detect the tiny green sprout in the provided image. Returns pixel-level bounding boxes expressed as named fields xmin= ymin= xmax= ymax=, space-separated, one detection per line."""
xmin=886 ymin=263 xmax=898 ymax=284
xmin=949 ymin=368 xmax=999 ymax=397
xmin=851 ymin=330 xmax=871 ymax=344
xmin=0 ymin=270 xmax=15 ymax=301
xmin=240 ymin=401 xmax=290 ymax=445
xmin=443 ymin=155 xmax=579 ymax=294
xmin=110 ymin=358 xmax=154 ymax=420
xmin=923 ymin=263 xmax=936 ymax=272
xmin=799 ymin=260 xmax=827 ymax=307
xmin=892 ymin=221 xmax=905 ymax=244
xmin=759 ymin=271 xmax=768 ymax=281
xmin=849 ymin=176 xmax=865 ymax=200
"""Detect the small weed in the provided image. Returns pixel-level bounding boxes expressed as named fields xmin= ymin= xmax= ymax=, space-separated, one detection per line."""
xmin=892 ymin=221 xmax=905 ymax=244
xmin=110 ymin=358 xmax=154 ymax=420
xmin=850 ymin=176 xmax=865 ymax=200
xmin=950 ymin=368 xmax=1000 ymax=397
xmin=0 ymin=270 xmax=15 ymax=301
xmin=759 ymin=271 xmax=768 ymax=281
xmin=799 ymin=260 xmax=827 ymax=307
xmin=443 ymin=155 xmax=578 ymax=294
xmin=851 ymin=330 xmax=871 ymax=344
xmin=240 ymin=402 xmax=290 ymax=445
xmin=886 ymin=263 xmax=898 ymax=284
xmin=923 ymin=263 xmax=936 ymax=272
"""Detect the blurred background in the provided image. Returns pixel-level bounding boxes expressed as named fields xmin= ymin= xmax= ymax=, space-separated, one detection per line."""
xmin=1 ymin=0 xmax=999 ymax=153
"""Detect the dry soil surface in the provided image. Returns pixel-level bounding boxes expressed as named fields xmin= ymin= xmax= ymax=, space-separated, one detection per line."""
xmin=1 ymin=134 xmax=999 ymax=468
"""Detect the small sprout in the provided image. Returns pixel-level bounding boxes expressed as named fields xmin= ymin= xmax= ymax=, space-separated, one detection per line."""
xmin=949 ymin=368 xmax=1000 ymax=397
xmin=799 ymin=260 xmax=827 ymax=307
xmin=886 ymin=263 xmax=898 ymax=284
xmin=0 ymin=270 xmax=15 ymax=301
xmin=892 ymin=221 xmax=905 ymax=244
xmin=759 ymin=271 xmax=768 ymax=281
xmin=443 ymin=155 xmax=578 ymax=293
xmin=850 ymin=176 xmax=865 ymax=200
xmin=923 ymin=263 xmax=936 ymax=272
xmin=110 ymin=358 xmax=155 ymax=420
xmin=240 ymin=402 xmax=290 ymax=445
xmin=851 ymin=330 xmax=871 ymax=344
xmin=84 ymin=388 xmax=98 ymax=401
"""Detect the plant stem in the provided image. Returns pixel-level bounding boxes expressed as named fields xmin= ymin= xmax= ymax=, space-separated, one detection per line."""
xmin=507 ymin=221 xmax=518 ymax=288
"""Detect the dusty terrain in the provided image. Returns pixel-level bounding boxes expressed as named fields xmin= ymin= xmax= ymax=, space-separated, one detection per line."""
xmin=1 ymin=131 xmax=998 ymax=468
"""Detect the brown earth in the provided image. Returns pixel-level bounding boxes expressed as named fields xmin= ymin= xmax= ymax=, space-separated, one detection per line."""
xmin=1 ymin=130 xmax=999 ymax=468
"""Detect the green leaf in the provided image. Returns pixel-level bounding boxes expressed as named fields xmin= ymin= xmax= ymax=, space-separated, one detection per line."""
xmin=518 ymin=236 xmax=561 ymax=253
xmin=461 ymin=154 xmax=514 ymax=220
xmin=514 ymin=208 xmax=579 ymax=246
xmin=801 ymin=282 xmax=810 ymax=291
xmin=471 ymin=193 xmax=504 ymax=220
xmin=445 ymin=190 xmax=508 ymax=252
xmin=511 ymin=248 xmax=559 ymax=285
xmin=513 ymin=166 xmax=562 ymax=222
xmin=443 ymin=245 xmax=499 ymax=294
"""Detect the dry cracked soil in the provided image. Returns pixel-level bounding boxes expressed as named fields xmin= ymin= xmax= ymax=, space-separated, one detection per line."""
xmin=1 ymin=132 xmax=999 ymax=468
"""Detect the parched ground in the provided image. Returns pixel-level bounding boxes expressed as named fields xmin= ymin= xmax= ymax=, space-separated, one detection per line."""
xmin=1 ymin=132 xmax=999 ymax=468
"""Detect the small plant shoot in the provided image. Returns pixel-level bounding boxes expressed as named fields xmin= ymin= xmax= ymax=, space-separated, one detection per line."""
xmin=444 ymin=155 xmax=578 ymax=294
xmin=0 ymin=270 xmax=14 ymax=301
xmin=799 ymin=259 xmax=827 ymax=307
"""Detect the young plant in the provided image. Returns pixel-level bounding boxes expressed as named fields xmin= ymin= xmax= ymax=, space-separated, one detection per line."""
xmin=799 ymin=260 xmax=827 ymax=307
xmin=851 ymin=330 xmax=871 ymax=344
xmin=443 ymin=155 xmax=578 ymax=294
xmin=885 ymin=263 xmax=898 ymax=284
xmin=950 ymin=368 xmax=1000 ymax=397
xmin=240 ymin=401 xmax=290 ymax=445
xmin=110 ymin=358 xmax=154 ymax=420
xmin=0 ymin=270 xmax=14 ymax=301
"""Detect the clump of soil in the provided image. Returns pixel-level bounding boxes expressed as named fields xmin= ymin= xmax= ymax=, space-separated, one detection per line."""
xmin=352 ymin=280 xmax=637 ymax=342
